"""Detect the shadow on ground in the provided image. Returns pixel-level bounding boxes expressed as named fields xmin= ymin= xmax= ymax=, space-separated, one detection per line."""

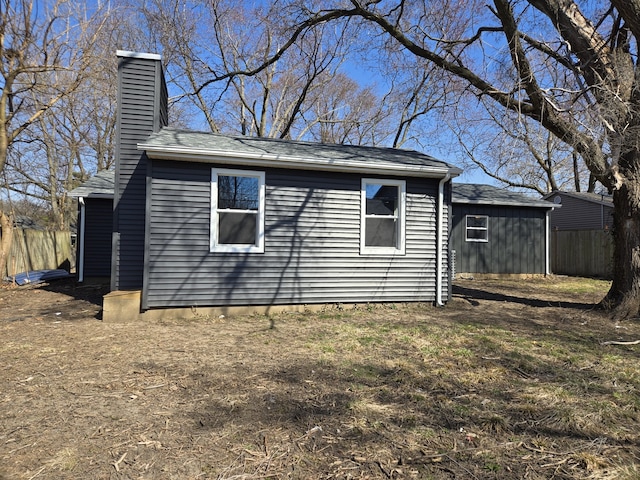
xmin=453 ymin=284 xmax=598 ymax=310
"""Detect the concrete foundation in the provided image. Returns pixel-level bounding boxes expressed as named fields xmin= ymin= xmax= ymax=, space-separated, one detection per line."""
xmin=101 ymin=290 xmax=377 ymax=322
xmin=102 ymin=290 xmax=144 ymax=322
xmin=455 ymin=273 xmax=549 ymax=280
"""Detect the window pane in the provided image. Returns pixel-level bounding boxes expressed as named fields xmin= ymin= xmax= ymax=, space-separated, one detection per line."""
xmin=466 ymin=229 xmax=487 ymax=241
xmin=467 ymin=216 xmax=487 ymax=228
xmin=218 ymin=212 xmax=256 ymax=244
xmin=366 ymin=218 xmax=397 ymax=247
xmin=218 ymin=175 xmax=259 ymax=210
xmin=366 ymin=184 xmax=397 ymax=215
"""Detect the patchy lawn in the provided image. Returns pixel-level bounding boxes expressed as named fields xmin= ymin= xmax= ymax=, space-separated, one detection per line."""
xmin=1 ymin=276 xmax=639 ymax=479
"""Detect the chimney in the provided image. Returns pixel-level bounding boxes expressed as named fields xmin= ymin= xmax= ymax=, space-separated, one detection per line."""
xmin=112 ymin=51 xmax=168 ymax=291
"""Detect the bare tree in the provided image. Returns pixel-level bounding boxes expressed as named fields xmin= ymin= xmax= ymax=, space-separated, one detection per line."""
xmin=301 ymin=73 xmax=390 ymax=144
xmin=442 ymin=30 xmax=600 ymax=194
xmin=139 ymin=0 xmax=443 ymax=146
xmin=2 ymin=1 xmax=163 ymax=232
xmin=449 ymin=100 xmax=591 ymax=194
xmin=139 ymin=0 xmax=361 ymax=140
xmin=0 ymin=0 xmax=110 ymax=272
xmin=243 ymin=0 xmax=640 ymax=319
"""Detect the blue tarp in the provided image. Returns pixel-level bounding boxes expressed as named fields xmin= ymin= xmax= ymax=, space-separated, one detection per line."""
xmin=6 ymin=269 xmax=71 ymax=286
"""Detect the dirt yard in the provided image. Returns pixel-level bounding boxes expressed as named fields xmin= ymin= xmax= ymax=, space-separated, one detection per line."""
xmin=1 ymin=276 xmax=639 ymax=479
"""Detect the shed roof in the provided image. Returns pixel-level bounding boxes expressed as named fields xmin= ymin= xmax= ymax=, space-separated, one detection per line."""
xmin=139 ymin=127 xmax=462 ymax=178
xmin=453 ymin=183 xmax=556 ymax=209
xmin=68 ymin=169 xmax=115 ymax=198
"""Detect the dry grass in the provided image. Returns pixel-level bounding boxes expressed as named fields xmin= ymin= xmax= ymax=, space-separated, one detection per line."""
xmin=1 ymin=276 xmax=639 ymax=479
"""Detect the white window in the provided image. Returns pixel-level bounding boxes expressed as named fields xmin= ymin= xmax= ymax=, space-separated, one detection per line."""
xmin=465 ymin=215 xmax=488 ymax=242
xmin=360 ymin=178 xmax=406 ymax=255
xmin=211 ymin=168 xmax=265 ymax=253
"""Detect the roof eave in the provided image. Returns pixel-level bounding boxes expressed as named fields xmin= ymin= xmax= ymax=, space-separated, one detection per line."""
xmin=69 ymin=192 xmax=114 ymax=199
xmin=141 ymin=144 xmax=462 ymax=179
xmin=453 ymin=199 xmax=558 ymax=209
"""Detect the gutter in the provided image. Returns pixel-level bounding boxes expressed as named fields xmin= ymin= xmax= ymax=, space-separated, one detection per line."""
xmin=142 ymin=144 xmax=463 ymax=179
xmin=78 ymin=197 xmax=86 ymax=283
xmin=436 ymin=173 xmax=451 ymax=306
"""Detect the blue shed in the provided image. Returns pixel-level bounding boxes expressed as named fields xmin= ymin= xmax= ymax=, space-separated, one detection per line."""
xmin=451 ymin=183 xmax=557 ymax=276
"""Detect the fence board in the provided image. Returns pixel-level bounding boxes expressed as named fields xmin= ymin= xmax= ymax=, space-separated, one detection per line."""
xmin=551 ymin=229 xmax=613 ymax=278
xmin=2 ymin=229 xmax=74 ymax=278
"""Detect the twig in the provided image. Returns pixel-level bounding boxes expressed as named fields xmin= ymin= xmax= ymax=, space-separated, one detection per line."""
xmin=522 ymin=443 xmax=563 ymax=455
xmin=27 ymin=466 xmax=46 ymax=480
xmin=113 ymin=452 xmax=127 ymax=472
xmin=541 ymin=457 xmax=569 ymax=468
xmin=601 ymin=339 xmax=640 ymax=345
xmin=143 ymin=383 xmax=166 ymax=390
xmin=376 ymin=460 xmax=391 ymax=478
xmin=8 ymin=442 xmax=34 ymax=454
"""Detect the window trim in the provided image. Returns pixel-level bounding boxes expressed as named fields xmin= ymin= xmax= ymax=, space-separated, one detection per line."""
xmin=360 ymin=178 xmax=406 ymax=256
xmin=465 ymin=214 xmax=489 ymax=243
xmin=210 ymin=168 xmax=265 ymax=253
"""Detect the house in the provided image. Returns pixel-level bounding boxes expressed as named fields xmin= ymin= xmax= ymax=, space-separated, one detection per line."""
xmin=78 ymin=51 xmax=462 ymax=321
xmin=541 ymin=191 xmax=613 ymax=231
xmin=451 ymin=183 xmax=557 ymax=276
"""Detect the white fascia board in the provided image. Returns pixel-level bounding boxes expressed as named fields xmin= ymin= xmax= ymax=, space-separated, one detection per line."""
xmin=116 ymin=50 xmax=161 ymax=60
xmin=140 ymin=144 xmax=462 ymax=179
xmin=68 ymin=192 xmax=114 ymax=199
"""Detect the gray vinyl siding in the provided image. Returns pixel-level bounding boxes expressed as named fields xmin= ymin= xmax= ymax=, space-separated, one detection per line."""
xmin=82 ymin=198 xmax=113 ymax=278
xmin=548 ymin=194 xmax=613 ymax=230
xmin=112 ymin=55 xmax=167 ymax=290
xmin=451 ymin=205 xmax=546 ymax=274
xmin=143 ymin=160 xmax=447 ymax=308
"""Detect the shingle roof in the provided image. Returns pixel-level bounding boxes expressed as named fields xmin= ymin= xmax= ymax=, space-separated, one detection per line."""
xmin=139 ymin=128 xmax=462 ymax=178
xmin=68 ymin=169 xmax=115 ymax=198
xmin=453 ymin=183 xmax=556 ymax=209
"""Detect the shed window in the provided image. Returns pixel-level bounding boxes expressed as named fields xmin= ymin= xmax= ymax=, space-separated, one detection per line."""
xmin=465 ymin=215 xmax=488 ymax=242
xmin=211 ymin=168 xmax=265 ymax=253
xmin=360 ymin=179 xmax=406 ymax=255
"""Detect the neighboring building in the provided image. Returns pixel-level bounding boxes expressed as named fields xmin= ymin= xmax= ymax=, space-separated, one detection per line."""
xmin=451 ymin=183 xmax=557 ymax=276
xmin=14 ymin=216 xmax=43 ymax=230
xmin=542 ymin=191 xmax=613 ymax=231
xmin=541 ymin=191 xmax=614 ymax=278
xmin=74 ymin=51 xmax=462 ymax=321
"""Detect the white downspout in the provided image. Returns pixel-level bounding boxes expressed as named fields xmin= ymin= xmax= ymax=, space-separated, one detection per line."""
xmin=78 ymin=197 xmax=86 ymax=283
xmin=436 ymin=173 xmax=451 ymax=306
xmin=545 ymin=209 xmax=551 ymax=275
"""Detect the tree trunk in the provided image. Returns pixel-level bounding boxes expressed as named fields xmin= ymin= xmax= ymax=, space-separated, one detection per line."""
xmin=602 ymin=181 xmax=640 ymax=319
xmin=572 ymin=152 xmax=581 ymax=192
xmin=0 ymin=211 xmax=13 ymax=279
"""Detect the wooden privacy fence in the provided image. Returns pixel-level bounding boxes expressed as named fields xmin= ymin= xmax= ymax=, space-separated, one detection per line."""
xmin=551 ymin=229 xmax=613 ymax=278
xmin=2 ymin=228 xmax=74 ymax=278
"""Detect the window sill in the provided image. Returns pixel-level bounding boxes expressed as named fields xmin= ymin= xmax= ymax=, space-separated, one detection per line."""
xmin=210 ymin=245 xmax=265 ymax=254
xmin=360 ymin=247 xmax=406 ymax=256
